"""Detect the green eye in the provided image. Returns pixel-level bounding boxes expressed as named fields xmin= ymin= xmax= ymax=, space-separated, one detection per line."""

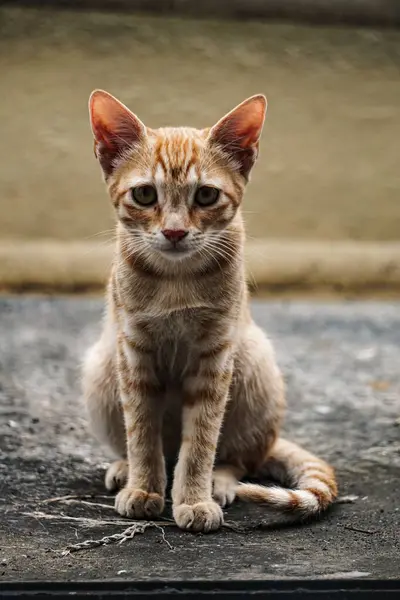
xmin=131 ymin=185 xmax=157 ymax=206
xmin=194 ymin=186 xmax=220 ymax=207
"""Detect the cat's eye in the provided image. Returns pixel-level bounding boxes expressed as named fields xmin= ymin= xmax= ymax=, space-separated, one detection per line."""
xmin=194 ymin=186 xmax=220 ymax=207
xmin=131 ymin=185 xmax=157 ymax=206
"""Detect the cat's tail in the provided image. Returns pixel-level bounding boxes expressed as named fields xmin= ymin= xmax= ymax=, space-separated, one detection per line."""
xmin=236 ymin=437 xmax=337 ymax=518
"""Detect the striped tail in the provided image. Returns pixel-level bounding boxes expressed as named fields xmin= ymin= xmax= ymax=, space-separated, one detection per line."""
xmin=236 ymin=438 xmax=338 ymax=518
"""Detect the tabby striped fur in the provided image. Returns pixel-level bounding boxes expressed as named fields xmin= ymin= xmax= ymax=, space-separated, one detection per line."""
xmin=83 ymin=90 xmax=337 ymax=532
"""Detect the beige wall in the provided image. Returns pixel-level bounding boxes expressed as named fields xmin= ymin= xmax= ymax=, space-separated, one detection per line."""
xmin=1 ymin=7 xmax=400 ymax=243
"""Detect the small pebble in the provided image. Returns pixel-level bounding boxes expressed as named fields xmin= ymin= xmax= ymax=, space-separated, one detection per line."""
xmin=337 ymin=494 xmax=359 ymax=504
xmin=356 ymin=348 xmax=377 ymax=362
xmin=315 ymin=405 xmax=332 ymax=415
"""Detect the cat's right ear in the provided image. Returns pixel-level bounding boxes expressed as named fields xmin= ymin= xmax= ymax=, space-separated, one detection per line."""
xmin=89 ymin=90 xmax=145 ymax=176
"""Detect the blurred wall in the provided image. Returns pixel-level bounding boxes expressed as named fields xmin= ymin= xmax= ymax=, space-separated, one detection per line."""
xmin=4 ymin=1 xmax=400 ymax=27
xmin=1 ymin=6 xmax=400 ymax=243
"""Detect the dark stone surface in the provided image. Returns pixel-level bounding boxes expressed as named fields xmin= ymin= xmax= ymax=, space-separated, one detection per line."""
xmin=0 ymin=297 xmax=399 ymax=580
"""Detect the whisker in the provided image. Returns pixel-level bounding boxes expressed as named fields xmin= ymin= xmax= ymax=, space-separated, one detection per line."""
xmin=82 ymin=238 xmax=115 ymax=257
xmin=84 ymin=228 xmax=117 ymax=241
xmin=203 ymin=241 xmax=236 ymax=270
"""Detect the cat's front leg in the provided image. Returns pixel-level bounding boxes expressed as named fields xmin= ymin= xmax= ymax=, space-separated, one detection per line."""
xmin=114 ymin=339 xmax=166 ymax=519
xmin=172 ymin=357 xmax=233 ymax=532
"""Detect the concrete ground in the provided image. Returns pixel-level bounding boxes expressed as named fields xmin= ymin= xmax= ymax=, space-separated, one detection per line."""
xmin=0 ymin=297 xmax=399 ymax=580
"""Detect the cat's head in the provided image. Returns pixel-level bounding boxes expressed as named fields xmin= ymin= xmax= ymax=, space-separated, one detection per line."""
xmin=89 ymin=90 xmax=266 ymax=271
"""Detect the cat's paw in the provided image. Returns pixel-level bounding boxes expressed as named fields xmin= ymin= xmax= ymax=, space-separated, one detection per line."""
xmin=105 ymin=460 xmax=128 ymax=492
xmin=173 ymin=500 xmax=223 ymax=533
xmin=115 ymin=488 xmax=164 ymax=519
xmin=213 ymin=471 xmax=237 ymax=508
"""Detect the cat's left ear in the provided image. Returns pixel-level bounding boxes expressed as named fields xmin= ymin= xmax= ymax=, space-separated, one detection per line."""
xmin=208 ymin=95 xmax=267 ymax=179
xmin=89 ymin=90 xmax=146 ymax=176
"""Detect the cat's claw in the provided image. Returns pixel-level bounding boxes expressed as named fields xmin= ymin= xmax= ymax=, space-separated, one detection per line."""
xmin=105 ymin=460 xmax=128 ymax=492
xmin=115 ymin=488 xmax=164 ymax=519
xmin=173 ymin=500 xmax=223 ymax=532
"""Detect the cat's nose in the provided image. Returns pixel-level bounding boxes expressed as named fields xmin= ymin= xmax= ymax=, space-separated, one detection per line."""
xmin=162 ymin=229 xmax=188 ymax=243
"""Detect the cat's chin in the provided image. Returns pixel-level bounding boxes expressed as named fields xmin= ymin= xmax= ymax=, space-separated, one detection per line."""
xmin=158 ymin=250 xmax=193 ymax=263
xmin=157 ymin=246 xmax=196 ymax=261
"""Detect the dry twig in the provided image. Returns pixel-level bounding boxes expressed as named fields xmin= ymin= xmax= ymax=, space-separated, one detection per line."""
xmin=24 ymin=506 xmax=299 ymax=556
xmin=343 ymin=524 xmax=378 ymax=535
xmin=43 ymin=494 xmax=113 ymax=504
xmin=50 ymin=499 xmax=115 ymax=511
xmin=62 ymin=521 xmax=174 ymax=554
xmin=22 ymin=510 xmax=132 ymax=527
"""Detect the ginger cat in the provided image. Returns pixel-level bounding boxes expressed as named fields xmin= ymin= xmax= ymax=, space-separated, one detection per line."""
xmin=83 ymin=90 xmax=337 ymax=532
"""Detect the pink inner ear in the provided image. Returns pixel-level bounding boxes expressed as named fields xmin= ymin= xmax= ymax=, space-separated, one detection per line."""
xmin=89 ymin=90 xmax=144 ymax=150
xmin=236 ymin=116 xmax=263 ymax=148
xmin=211 ymin=95 xmax=267 ymax=150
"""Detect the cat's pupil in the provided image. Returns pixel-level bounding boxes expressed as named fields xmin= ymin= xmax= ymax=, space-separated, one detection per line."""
xmin=195 ymin=186 xmax=219 ymax=206
xmin=131 ymin=185 xmax=157 ymax=206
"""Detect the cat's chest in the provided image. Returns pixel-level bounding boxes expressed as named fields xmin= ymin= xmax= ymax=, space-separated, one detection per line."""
xmin=123 ymin=308 xmax=210 ymax=377
xmin=153 ymin=314 xmax=194 ymax=373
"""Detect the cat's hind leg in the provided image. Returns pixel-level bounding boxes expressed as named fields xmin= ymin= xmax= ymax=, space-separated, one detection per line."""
xmin=221 ymin=323 xmax=336 ymax=518
xmin=105 ymin=459 xmax=128 ymax=492
xmin=82 ymin=331 xmax=127 ymax=491
xmin=213 ymin=466 xmax=244 ymax=508
xmin=213 ymin=465 xmax=245 ymax=508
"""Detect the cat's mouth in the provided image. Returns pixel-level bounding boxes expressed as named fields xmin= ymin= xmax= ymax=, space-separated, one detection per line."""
xmin=163 ymin=244 xmax=189 ymax=253
xmin=160 ymin=244 xmax=193 ymax=257
xmin=151 ymin=236 xmax=201 ymax=261
xmin=153 ymin=237 xmax=194 ymax=256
